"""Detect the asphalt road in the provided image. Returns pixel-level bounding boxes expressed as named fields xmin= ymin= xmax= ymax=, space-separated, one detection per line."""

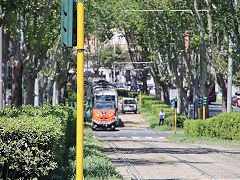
xmin=209 ymin=102 xmax=240 ymax=117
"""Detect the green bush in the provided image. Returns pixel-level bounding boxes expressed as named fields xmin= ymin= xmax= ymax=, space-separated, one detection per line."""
xmin=0 ymin=115 xmax=62 ymax=179
xmin=184 ymin=112 xmax=240 ymax=140
xmin=165 ymin=115 xmax=187 ymax=127
xmin=128 ymin=91 xmax=138 ymax=98
xmin=141 ymin=95 xmax=155 ymax=105
xmin=68 ymin=91 xmax=77 ymax=102
xmin=63 ymin=133 xmax=120 ymax=179
xmin=116 ymin=89 xmax=128 ymax=97
xmin=116 ymin=89 xmax=139 ymax=98
xmin=0 ymin=105 xmax=77 ymax=179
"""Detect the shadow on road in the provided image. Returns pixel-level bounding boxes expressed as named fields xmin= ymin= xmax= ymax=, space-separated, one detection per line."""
xmin=110 ymin=157 xmax=213 ymax=166
xmin=104 ymin=147 xmax=240 ymax=155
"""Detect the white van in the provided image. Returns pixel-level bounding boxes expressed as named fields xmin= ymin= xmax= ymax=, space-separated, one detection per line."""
xmin=122 ymin=98 xmax=137 ymax=113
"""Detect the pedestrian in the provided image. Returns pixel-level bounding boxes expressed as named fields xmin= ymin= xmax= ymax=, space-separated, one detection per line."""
xmin=158 ymin=109 xmax=165 ymax=125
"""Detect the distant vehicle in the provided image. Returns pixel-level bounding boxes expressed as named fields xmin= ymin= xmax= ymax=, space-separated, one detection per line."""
xmin=92 ymin=101 xmax=116 ymax=130
xmin=122 ymin=98 xmax=137 ymax=113
xmin=84 ymin=68 xmax=95 ymax=77
xmin=232 ymin=96 xmax=240 ymax=107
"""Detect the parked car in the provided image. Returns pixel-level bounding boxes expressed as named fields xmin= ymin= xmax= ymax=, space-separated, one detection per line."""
xmin=122 ymin=98 xmax=137 ymax=113
xmin=232 ymin=96 xmax=240 ymax=107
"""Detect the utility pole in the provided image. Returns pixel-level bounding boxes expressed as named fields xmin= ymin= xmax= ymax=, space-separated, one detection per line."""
xmin=0 ymin=26 xmax=3 ymax=109
xmin=52 ymin=81 xmax=57 ymax=106
xmin=20 ymin=14 xmax=25 ymax=105
xmin=34 ymin=74 xmax=39 ymax=106
xmin=194 ymin=53 xmax=199 ymax=119
xmin=227 ymin=37 xmax=233 ymax=113
xmin=113 ymin=36 xmax=116 ymax=83
xmin=180 ymin=51 xmax=184 ymax=114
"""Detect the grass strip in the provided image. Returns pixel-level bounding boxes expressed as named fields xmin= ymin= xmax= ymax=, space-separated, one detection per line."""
xmin=65 ymin=132 xmax=121 ymax=180
xmin=138 ymin=103 xmax=183 ymax=131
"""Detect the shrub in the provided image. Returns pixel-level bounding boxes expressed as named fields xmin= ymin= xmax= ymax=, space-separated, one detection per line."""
xmin=63 ymin=133 xmax=120 ymax=179
xmin=68 ymin=92 xmax=77 ymax=102
xmin=116 ymin=89 xmax=128 ymax=97
xmin=141 ymin=95 xmax=155 ymax=105
xmin=0 ymin=115 xmax=63 ymax=179
xmin=184 ymin=112 xmax=240 ymax=140
xmin=165 ymin=115 xmax=187 ymax=127
xmin=128 ymin=92 xmax=138 ymax=98
xmin=116 ymin=89 xmax=139 ymax=99
xmin=0 ymin=105 xmax=77 ymax=179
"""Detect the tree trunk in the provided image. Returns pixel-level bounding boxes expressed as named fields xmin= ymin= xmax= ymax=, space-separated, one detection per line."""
xmin=11 ymin=63 xmax=22 ymax=107
xmin=142 ymin=71 xmax=148 ymax=94
xmin=221 ymin=87 xmax=227 ymax=113
xmin=25 ymin=74 xmax=35 ymax=105
xmin=217 ymin=75 xmax=227 ymax=112
xmin=154 ymin=76 xmax=161 ymax=100
xmin=160 ymin=81 xmax=170 ymax=105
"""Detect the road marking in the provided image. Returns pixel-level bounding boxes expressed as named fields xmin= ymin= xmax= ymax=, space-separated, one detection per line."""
xmin=132 ymin=137 xmax=140 ymax=139
xmin=120 ymin=137 xmax=127 ymax=139
xmin=145 ymin=137 xmax=152 ymax=139
xmin=158 ymin=137 xmax=165 ymax=139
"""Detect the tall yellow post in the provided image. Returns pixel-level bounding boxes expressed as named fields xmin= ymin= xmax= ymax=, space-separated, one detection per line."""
xmin=203 ymin=105 xmax=205 ymax=120
xmin=76 ymin=1 xmax=84 ymax=179
xmin=198 ymin=108 xmax=200 ymax=120
xmin=47 ymin=96 xmax=49 ymax=106
xmin=174 ymin=108 xmax=177 ymax=134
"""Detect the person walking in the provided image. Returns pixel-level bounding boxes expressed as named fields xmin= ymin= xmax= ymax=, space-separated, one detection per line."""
xmin=159 ymin=109 xmax=165 ymax=125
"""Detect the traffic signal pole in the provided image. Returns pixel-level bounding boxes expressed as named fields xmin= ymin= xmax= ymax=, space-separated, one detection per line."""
xmin=76 ymin=1 xmax=84 ymax=179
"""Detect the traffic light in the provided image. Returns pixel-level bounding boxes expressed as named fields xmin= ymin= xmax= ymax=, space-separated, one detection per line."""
xmin=175 ymin=99 xmax=177 ymax=108
xmin=198 ymin=97 xmax=203 ymax=107
xmin=203 ymin=97 xmax=207 ymax=105
xmin=61 ymin=0 xmax=77 ymax=47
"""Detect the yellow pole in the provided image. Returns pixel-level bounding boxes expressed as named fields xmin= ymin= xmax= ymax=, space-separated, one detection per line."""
xmin=47 ymin=96 xmax=49 ymax=106
xmin=76 ymin=1 xmax=84 ymax=179
xmin=198 ymin=108 xmax=200 ymax=120
xmin=174 ymin=108 xmax=177 ymax=134
xmin=139 ymin=90 xmax=142 ymax=103
xmin=203 ymin=105 xmax=205 ymax=120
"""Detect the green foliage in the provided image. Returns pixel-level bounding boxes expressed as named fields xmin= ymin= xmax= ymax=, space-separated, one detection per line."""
xmin=139 ymin=95 xmax=186 ymax=129
xmin=63 ymin=133 xmax=121 ymax=179
xmin=68 ymin=91 xmax=77 ymax=102
xmin=0 ymin=105 xmax=77 ymax=179
xmin=0 ymin=115 xmax=61 ymax=179
xmin=184 ymin=112 xmax=240 ymax=140
xmin=116 ymin=89 xmax=138 ymax=98
xmin=165 ymin=115 xmax=187 ymax=128
xmin=99 ymin=44 xmax=130 ymax=68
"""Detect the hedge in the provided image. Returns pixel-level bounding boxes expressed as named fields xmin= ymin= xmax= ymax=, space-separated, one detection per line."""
xmin=140 ymin=95 xmax=187 ymax=128
xmin=63 ymin=133 xmax=121 ymax=179
xmin=184 ymin=112 xmax=240 ymax=140
xmin=0 ymin=115 xmax=62 ymax=179
xmin=165 ymin=115 xmax=187 ymax=128
xmin=116 ymin=89 xmax=138 ymax=98
xmin=0 ymin=105 xmax=77 ymax=179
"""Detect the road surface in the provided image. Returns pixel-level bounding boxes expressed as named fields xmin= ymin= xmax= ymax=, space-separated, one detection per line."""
xmin=92 ymin=109 xmax=240 ymax=179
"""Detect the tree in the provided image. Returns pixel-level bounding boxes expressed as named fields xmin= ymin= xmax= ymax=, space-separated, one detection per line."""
xmin=1 ymin=0 xmax=61 ymax=106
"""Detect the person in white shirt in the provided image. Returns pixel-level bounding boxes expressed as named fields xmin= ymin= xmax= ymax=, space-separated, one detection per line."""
xmin=159 ymin=109 xmax=165 ymax=125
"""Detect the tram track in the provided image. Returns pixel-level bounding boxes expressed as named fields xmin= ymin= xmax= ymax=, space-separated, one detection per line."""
xmin=108 ymin=140 xmax=221 ymax=180
xmin=142 ymin=141 xmax=218 ymax=180
xmin=108 ymin=141 xmax=143 ymax=180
